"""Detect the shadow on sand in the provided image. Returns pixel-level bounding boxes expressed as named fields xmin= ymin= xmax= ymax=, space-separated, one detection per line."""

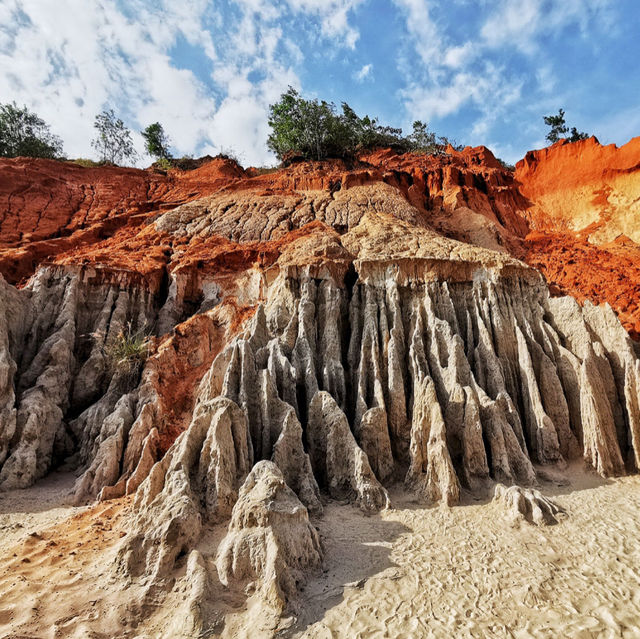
xmin=279 ymin=499 xmax=410 ymax=637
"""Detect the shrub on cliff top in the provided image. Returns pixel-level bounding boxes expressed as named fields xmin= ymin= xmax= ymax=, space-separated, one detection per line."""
xmin=0 ymin=102 xmax=64 ymax=159
xmin=267 ymin=87 xmax=459 ymax=162
xmin=91 ymin=109 xmax=138 ymax=165
xmin=141 ymin=122 xmax=172 ymax=160
xmin=544 ymin=109 xmax=589 ymax=144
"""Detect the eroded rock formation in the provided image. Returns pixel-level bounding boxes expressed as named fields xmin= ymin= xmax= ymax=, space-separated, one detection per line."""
xmin=493 ymin=483 xmax=565 ymax=526
xmin=517 ymin=136 xmax=640 ymax=337
xmin=1 ymin=140 xmax=640 ymax=619
xmin=216 ymin=460 xmax=323 ymax=610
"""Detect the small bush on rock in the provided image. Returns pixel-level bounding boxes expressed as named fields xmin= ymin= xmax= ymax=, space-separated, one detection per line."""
xmin=141 ymin=122 xmax=172 ymax=161
xmin=103 ymin=324 xmax=151 ymax=384
xmin=0 ymin=102 xmax=64 ymax=159
xmin=544 ymin=109 xmax=590 ymax=144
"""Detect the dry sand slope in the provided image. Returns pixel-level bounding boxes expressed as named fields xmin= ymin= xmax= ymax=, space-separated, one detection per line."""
xmin=1 ymin=466 xmax=640 ymax=638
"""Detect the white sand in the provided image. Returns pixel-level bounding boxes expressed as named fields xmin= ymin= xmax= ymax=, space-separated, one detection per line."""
xmin=1 ymin=466 xmax=640 ymax=638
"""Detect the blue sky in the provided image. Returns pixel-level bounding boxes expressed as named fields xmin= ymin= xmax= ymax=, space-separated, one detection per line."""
xmin=1 ymin=0 xmax=639 ymax=165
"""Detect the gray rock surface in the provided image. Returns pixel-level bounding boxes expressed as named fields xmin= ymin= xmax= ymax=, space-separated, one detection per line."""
xmin=216 ymin=461 xmax=323 ymax=610
xmin=493 ymin=483 xmax=565 ymax=526
xmin=117 ymin=397 xmax=251 ymax=581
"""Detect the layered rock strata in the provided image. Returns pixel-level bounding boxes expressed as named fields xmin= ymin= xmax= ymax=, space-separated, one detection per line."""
xmin=1 ymin=142 xmax=640 ymax=618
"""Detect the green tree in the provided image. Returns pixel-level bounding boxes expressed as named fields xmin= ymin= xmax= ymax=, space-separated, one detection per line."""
xmin=141 ymin=122 xmax=172 ymax=160
xmin=267 ymin=87 xmax=412 ymax=161
xmin=0 ymin=102 xmax=63 ymax=158
xmin=407 ymin=120 xmax=437 ymax=153
xmin=267 ymin=87 xmax=344 ymax=161
xmin=91 ymin=109 xmax=137 ymax=165
xmin=267 ymin=88 xmax=462 ymax=162
xmin=543 ymin=108 xmax=568 ymax=143
xmin=544 ymin=109 xmax=589 ymax=144
xmin=567 ymin=127 xmax=589 ymax=143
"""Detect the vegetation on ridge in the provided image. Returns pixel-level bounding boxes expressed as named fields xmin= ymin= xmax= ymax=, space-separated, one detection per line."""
xmin=92 ymin=109 xmax=138 ymax=165
xmin=142 ymin=122 xmax=172 ymax=161
xmin=0 ymin=96 xmax=598 ymax=167
xmin=544 ymin=109 xmax=589 ymax=144
xmin=267 ymin=87 xmax=462 ymax=162
xmin=0 ymin=102 xmax=64 ymax=159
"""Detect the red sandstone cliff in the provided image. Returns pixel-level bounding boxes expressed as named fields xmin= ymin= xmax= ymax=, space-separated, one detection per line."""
xmin=515 ymin=137 xmax=640 ymax=338
xmin=2 ymin=139 xmax=640 ymax=636
xmin=2 ymin=139 xmax=638 ymax=337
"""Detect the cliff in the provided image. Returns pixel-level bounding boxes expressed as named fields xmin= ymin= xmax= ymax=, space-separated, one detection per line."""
xmin=515 ymin=137 xmax=640 ymax=337
xmin=1 ymin=138 xmax=640 ymax=635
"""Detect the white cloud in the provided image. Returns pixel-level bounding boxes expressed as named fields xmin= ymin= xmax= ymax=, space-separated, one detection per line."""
xmin=393 ymin=0 xmax=616 ymax=152
xmin=354 ymin=63 xmax=373 ymax=82
xmin=284 ymin=0 xmax=363 ymax=48
xmin=442 ymin=43 xmax=475 ymax=69
xmin=0 ymin=0 xmax=219 ymax=161
xmin=480 ymin=0 xmax=542 ymax=52
xmin=0 ymin=0 xmax=364 ymax=166
xmin=391 ymin=0 xmax=443 ymax=72
xmin=481 ymin=0 xmax=616 ymax=52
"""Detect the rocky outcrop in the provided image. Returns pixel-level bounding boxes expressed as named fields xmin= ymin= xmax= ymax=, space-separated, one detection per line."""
xmin=216 ymin=461 xmax=323 ymax=609
xmin=517 ymin=136 xmax=640 ymax=339
xmin=516 ymin=136 xmax=640 ymax=244
xmin=493 ymin=483 xmax=565 ymax=526
xmin=0 ymin=265 xmax=161 ymax=491
xmin=307 ymin=391 xmax=389 ymax=512
xmin=406 ymin=377 xmax=459 ymax=505
xmin=117 ymin=396 xmax=251 ymax=581
xmin=2 ymin=144 xmax=640 ymax=631
xmin=0 ymin=156 xmax=245 ymax=284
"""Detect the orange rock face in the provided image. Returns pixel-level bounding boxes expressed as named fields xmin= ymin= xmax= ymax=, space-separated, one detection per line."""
xmin=515 ymin=136 xmax=640 ymax=338
xmin=0 ymin=156 xmax=244 ymax=284
xmin=515 ymin=136 xmax=640 ymax=244
xmin=1 ymin=139 xmax=639 ymax=341
xmin=0 ymin=147 xmax=524 ymax=290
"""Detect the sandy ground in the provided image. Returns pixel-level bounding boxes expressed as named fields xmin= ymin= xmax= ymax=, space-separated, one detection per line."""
xmin=1 ymin=466 xmax=640 ymax=638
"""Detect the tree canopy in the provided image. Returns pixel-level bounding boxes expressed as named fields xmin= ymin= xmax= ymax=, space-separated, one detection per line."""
xmin=267 ymin=87 xmax=459 ymax=162
xmin=141 ymin=122 xmax=172 ymax=160
xmin=91 ymin=110 xmax=137 ymax=165
xmin=544 ymin=109 xmax=589 ymax=144
xmin=0 ymin=102 xmax=64 ymax=159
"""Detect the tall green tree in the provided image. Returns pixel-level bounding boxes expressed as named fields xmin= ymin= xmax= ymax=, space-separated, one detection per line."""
xmin=91 ymin=109 xmax=137 ymax=165
xmin=141 ymin=122 xmax=172 ymax=160
xmin=544 ymin=109 xmax=589 ymax=144
xmin=0 ymin=102 xmax=63 ymax=158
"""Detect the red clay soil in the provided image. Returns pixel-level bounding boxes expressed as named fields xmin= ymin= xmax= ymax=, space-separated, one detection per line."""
xmin=146 ymin=310 xmax=245 ymax=455
xmin=515 ymin=136 xmax=640 ymax=235
xmin=525 ymin=231 xmax=640 ymax=339
xmin=1 ymin=141 xmax=640 ymax=341
xmin=515 ymin=136 xmax=640 ymax=339
xmin=0 ymin=156 xmax=245 ymax=284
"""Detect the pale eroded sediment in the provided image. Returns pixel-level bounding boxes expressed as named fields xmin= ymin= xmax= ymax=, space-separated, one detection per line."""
xmin=116 ymin=260 xmax=640 ymax=608
xmin=1 ymin=177 xmax=640 ymax=615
